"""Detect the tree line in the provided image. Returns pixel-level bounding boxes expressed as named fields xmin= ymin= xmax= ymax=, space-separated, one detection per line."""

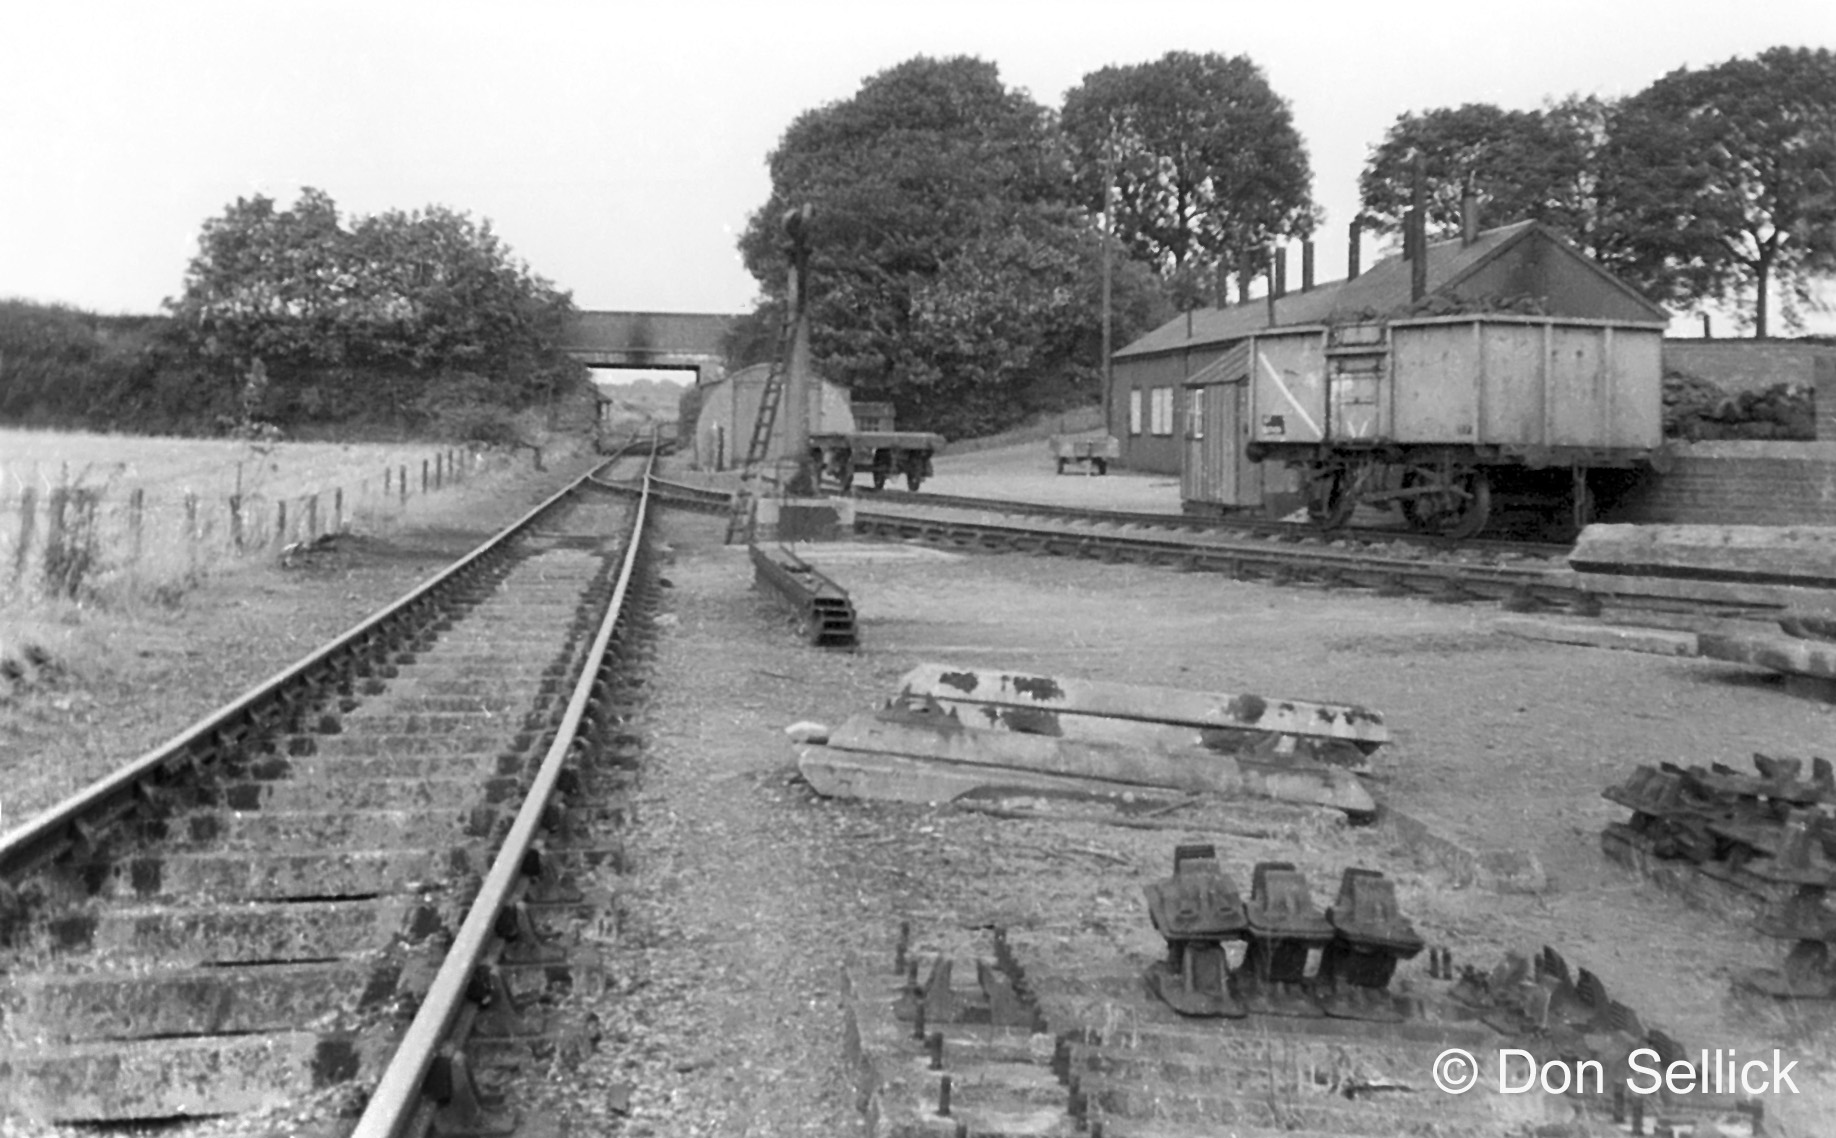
xmin=736 ymin=47 xmax=1836 ymax=438
xmin=2 ymin=189 xmax=581 ymax=439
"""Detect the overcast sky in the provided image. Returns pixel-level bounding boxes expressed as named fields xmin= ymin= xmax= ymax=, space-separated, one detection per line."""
xmin=3 ymin=1 xmax=1832 ymax=324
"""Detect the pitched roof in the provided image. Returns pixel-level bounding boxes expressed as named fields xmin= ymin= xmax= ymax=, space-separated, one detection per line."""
xmin=1115 ymin=221 xmax=1665 ymax=359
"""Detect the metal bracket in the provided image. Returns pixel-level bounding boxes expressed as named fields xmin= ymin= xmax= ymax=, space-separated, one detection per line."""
xmin=427 ymin=1050 xmax=518 ymax=1138
xmin=469 ymin=964 xmax=551 ymax=1039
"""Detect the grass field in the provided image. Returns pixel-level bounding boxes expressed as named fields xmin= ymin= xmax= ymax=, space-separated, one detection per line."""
xmin=1 ymin=427 xmax=525 ymax=608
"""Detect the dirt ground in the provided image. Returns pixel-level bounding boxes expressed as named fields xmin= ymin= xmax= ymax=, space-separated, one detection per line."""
xmin=7 ymin=439 xmax=1836 ymax=1136
xmin=587 ymin=444 xmax=1836 ymax=1135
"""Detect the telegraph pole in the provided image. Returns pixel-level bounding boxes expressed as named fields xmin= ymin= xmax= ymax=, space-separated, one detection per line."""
xmin=1100 ymin=130 xmax=1116 ymax=435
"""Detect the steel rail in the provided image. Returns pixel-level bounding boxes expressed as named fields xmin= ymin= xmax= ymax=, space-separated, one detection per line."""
xmin=349 ymin=454 xmax=655 ymax=1138
xmin=856 ymin=511 xmax=1562 ymax=586
xmin=854 ymin=486 xmax=1573 ymax=560
xmin=0 ymin=449 xmax=640 ymax=881
xmin=850 ymin=509 xmax=1781 ymax=615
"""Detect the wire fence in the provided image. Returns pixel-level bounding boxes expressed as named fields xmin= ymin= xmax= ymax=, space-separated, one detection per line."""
xmin=1 ymin=446 xmax=518 ymax=605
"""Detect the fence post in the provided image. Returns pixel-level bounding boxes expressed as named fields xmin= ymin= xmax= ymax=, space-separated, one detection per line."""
xmin=184 ymin=492 xmax=199 ymax=573
xmin=129 ymin=487 xmax=145 ymax=564
xmin=229 ymin=493 xmax=244 ymax=551
xmin=435 ymin=452 xmax=443 ymax=491
xmin=399 ymin=465 xmax=408 ymax=504
xmin=421 ymin=459 xmax=429 ymax=495
xmin=276 ymin=500 xmax=288 ymax=548
xmin=12 ymin=486 xmax=37 ymax=584
xmin=307 ymin=494 xmax=319 ymax=539
xmin=334 ymin=487 xmax=344 ymax=533
xmin=384 ymin=466 xmax=392 ymax=496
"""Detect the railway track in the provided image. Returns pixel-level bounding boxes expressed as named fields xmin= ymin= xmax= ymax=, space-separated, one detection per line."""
xmin=0 ymin=450 xmax=659 ymax=1133
xmin=641 ymin=477 xmax=1767 ymax=620
xmin=854 ymin=485 xmax=1576 ymax=562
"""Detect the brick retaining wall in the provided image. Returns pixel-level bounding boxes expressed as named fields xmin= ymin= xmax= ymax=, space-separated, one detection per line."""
xmin=1603 ymin=441 xmax=1836 ymax=525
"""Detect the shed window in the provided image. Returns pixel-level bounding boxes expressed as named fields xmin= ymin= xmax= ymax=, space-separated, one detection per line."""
xmin=1150 ymin=386 xmax=1174 ymax=436
xmin=1128 ymin=389 xmax=1142 ymax=436
xmin=1187 ymin=388 xmax=1204 ymax=440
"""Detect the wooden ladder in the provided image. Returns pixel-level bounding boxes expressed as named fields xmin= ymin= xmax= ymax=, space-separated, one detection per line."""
xmin=723 ymin=313 xmax=796 ymax=545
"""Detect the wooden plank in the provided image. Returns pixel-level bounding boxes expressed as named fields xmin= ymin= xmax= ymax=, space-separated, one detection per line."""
xmin=1698 ymin=631 xmax=1836 ymax=680
xmin=895 ymin=663 xmax=1387 ymax=746
xmin=800 ymin=736 xmax=1374 ymax=816
xmin=1571 ymin=524 xmax=1836 ymax=587
xmin=1493 ymin=616 xmax=1698 ymax=657
xmin=823 ymin=715 xmax=1375 ymax=814
xmin=1568 ymin=570 xmax=1836 ymax=612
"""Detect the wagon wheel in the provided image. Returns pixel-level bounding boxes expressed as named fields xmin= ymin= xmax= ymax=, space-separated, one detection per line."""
xmin=871 ymin=469 xmax=887 ymax=490
xmin=1400 ymin=466 xmax=1491 ymax=539
xmin=1305 ymin=467 xmax=1357 ymax=531
xmin=905 ymin=469 xmax=924 ymax=492
xmin=837 ymin=464 xmax=854 ymax=493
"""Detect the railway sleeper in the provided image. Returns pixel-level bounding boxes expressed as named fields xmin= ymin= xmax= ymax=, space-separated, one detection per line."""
xmin=51 ymin=846 xmax=467 ymax=903
xmin=3 ymin=958 xmax=405 ymax=1042
xmin=0 ymin=1031 xmax=397 ymax=1122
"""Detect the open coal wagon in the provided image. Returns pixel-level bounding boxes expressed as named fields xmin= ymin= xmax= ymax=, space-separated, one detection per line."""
xmin=1244 ymin=315 xmax=1665 ymax=538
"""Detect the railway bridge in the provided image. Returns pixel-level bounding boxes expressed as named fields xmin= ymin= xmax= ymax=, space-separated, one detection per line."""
xmin=559 ymin=310 xmax=738 ymax=385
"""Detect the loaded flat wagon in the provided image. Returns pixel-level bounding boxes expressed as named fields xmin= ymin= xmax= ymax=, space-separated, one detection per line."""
xmin=1243 ymin=315 xmax=1663 ymax=536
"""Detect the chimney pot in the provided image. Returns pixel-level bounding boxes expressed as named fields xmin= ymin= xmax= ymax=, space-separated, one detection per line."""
xmin=1347 ymin=218 xmax=1362 ymax=280
xmin=1301 ymin=241 xmax=1315 ymax=292
xmin=1408 ymin=209 xmax=1427 ymax=302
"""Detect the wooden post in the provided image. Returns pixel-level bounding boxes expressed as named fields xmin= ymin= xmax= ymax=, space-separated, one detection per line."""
xmin=384 ymin=466 xmax=392 ymax=496
xmin=421 ymin=459 xmax=429 ymax=495
xmin=335 ymin=487 xmax=344 ymax=533
xmin=307 ymin=493 xmax=319 ymax=538
xmin=184 ymin=492 xmax=199 ymax=571
xmin=129 ymin=487 xmax=145 ymax=563
xmin=229 ymin=494 xmax=244 ymax=551
xmin=276 ymin=500 xmax=288 ymax=547
xmin=435 ymin=452 xmax=443 ymax=490
xmin=399 ymin=465 xmax=408 ymax=504
xmin=12 ymin=486 xmax=36 ymax=583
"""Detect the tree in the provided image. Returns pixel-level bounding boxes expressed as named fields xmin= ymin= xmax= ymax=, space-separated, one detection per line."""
xmin=1357 ymin=101 xmax=1608 ymax=245
xmin=1061 ymin=52 xmax=1316 ymax=307
xmin=737 ymin=56 xmax=1161 ymax=438
xmin=1598 ymin=46 xmax=1836 ymax=337
xmin=164 ymin=188 xmax=577 ymax=422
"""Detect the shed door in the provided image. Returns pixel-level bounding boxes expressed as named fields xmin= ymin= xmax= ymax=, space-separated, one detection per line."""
xmin=1183 ymin=381 xmax=1249 ymax=506
xmin=1209 ymin=382 xmax=1243 ymax=505
xmin=1181 ymin=386 xmax=1205 ymax=503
